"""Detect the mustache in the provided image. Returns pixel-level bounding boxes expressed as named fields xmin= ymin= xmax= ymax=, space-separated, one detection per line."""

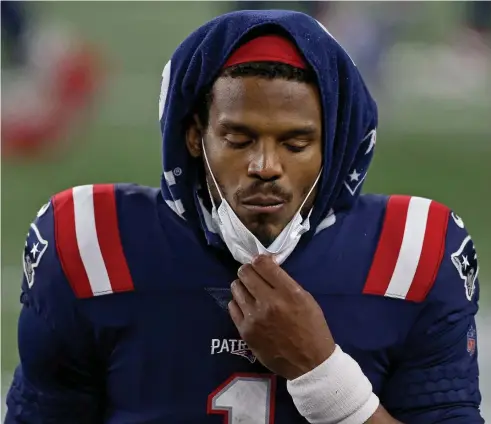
xmin=234 ymin=180 xmax=293 ymax=203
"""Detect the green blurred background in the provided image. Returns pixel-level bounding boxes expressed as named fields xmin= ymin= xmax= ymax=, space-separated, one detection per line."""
xmin=2 ymin=1 xmax=490 ymax=419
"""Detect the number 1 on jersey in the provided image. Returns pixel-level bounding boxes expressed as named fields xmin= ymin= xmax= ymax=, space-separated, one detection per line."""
xmin=208 ymin=373 xmax=276 ymax=423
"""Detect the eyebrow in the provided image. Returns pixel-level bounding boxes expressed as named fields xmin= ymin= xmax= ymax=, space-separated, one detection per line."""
xmin=280 ymin=127 xmax=318 ymax=140
xmin=218 ymin=121 xmax=318 ymax=139
xmin=218 ymin=122 xmax=258 ymax=137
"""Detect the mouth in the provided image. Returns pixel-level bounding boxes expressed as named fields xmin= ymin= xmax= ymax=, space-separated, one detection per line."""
xmin=241 ymin=195 xmax=286 ymax=214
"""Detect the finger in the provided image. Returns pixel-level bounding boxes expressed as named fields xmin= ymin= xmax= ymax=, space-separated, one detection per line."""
xmin=237 ymin=263 xmax=273 ymax=298
xmin=251 ymin=254 xmax=302 ymax=292
xmin=228 ymin=299 xmax=244 ymax=327
xmin=230 ymin=279 xmax=255 ymax=313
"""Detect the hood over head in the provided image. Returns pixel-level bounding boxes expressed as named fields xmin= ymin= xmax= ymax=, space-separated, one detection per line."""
xmin=159 ymin=10 xmax=378 ymax=245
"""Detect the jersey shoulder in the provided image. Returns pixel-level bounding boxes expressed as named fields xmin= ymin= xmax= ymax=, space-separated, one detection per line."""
xmin=358 ymin=194 xmax=479 ymax=306
xmin=357 ymin=194 xmax=458 ymax=303
xmin=25 ymin=183 xmax=161 ymax=301
xmin=425 ymin=207 xmax=480 ymax=308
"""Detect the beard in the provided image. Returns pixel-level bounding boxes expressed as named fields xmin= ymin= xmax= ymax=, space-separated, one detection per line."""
xmin=248 ymin=214 xmax=279 ymax=247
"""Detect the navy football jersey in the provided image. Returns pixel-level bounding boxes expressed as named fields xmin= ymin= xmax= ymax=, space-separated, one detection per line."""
xmin=5 ymin=9 xmax=484 ymax=424
xmin=5 ymin=184 xmax=483 ymax=423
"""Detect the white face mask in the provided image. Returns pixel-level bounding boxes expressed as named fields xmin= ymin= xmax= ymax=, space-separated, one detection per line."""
xmin=202 ymin=139 xmax=322 ymax=265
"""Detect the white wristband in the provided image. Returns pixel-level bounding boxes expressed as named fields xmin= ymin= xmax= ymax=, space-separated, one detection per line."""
xmin=286 ymin=345 xmax=380 ymax=424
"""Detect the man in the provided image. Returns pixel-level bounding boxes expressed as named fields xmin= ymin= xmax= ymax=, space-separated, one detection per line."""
xmin=5 ymin=10 xmax=483 ymax=424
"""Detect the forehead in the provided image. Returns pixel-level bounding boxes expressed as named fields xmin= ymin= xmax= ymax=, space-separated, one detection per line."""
xmin=209 ymin=76 xmax=322 ymax=128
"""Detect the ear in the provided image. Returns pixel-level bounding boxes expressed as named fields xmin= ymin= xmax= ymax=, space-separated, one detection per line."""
xmin=186 ymin=114 xmax=203 ymax=158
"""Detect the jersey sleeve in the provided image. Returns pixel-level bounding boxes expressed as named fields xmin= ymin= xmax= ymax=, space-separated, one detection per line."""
xmin=5 ymin=200 xmax=104 ymax=423
xmin=382 ymin=211 xmax=484 ymax=423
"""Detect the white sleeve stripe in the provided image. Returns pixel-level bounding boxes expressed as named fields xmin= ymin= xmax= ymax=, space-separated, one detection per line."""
xmin=385 ymin=197 xmax=431 ymax=298
xmin=72 ymin=185 xmax=113 ymax=295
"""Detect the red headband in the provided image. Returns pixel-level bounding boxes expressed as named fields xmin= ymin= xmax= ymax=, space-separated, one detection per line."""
xmin=222 ymin=34 xmax=307 ymax=70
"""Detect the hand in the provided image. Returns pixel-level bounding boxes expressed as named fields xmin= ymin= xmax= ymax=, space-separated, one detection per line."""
xmin=228 ymin=254 xmax=336 ymax=380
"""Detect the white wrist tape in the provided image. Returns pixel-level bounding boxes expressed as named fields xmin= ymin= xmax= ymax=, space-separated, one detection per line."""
xmin=287 ymin=345 xmax=379 ymax=424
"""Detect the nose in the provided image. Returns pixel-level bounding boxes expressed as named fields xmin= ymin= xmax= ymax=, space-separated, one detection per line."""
xmin=247 ymin=142 xmax=283 ymax=181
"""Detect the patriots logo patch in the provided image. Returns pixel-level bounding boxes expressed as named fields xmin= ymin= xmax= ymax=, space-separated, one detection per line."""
xmin=344 ymin=129 xmax=376 ymax=196
xmin=23 ymin=223 xmax=49 ymax=288
xmin=231 ymin=348 xmax=257 ymax=363
xmin=206 ymin=287 xmax=233 ymax=311
xmin=451 ymin=236 xmax=479 ymax=301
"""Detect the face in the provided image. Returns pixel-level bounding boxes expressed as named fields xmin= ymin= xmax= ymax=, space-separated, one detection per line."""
xmin=187 ymin=76 xmax=323 ymax=246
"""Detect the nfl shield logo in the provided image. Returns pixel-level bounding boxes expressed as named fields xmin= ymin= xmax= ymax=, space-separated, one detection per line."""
xmin=467 ymin=326 xmax=476 ymax=356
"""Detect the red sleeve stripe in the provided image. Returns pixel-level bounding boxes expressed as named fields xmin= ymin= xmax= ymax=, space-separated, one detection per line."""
xmin=53 ymin=188 xmax=93 ymax=298
xmin=53 ymin=184 xmax=134 ymax=298
xmin=363 ymin=196 xmax=449 ymax=302
xmin=92 ymin=184 xmax=134 ymax=293
xmin=363 ymin=195 xmax=410 ymax=296
xmin=405 ymin=201 xmax=449 ymax=301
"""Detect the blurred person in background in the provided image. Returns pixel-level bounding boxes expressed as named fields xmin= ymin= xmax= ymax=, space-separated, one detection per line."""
xmin=452 ymin=1 xmax=491 ymax=81
xmin=1 ymin=1 xmax=103 ymax=159
xmin=311 ymin=2 xmax=490 ymax=96
xmin=464 ymin=1 xmax=491 ymax=44
xmin=316 ymin=2 xmax=418 ymax=93
xmin=411 ymin=1 xmax=491 ymax=100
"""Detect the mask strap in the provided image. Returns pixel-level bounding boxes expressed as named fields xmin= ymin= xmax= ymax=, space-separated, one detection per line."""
xmin=298 ymin=168 xmax=323 ymax=221
xmin=201 ymin=138 xmax=225 ymax=209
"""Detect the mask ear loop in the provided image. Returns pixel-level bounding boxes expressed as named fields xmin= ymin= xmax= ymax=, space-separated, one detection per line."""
xmin=270 ymin=167 xmax=323 ymax=253
xmin=298 ymin=167 xmax=323 ymax=222
xmin=201 ymin=138 xmax=225 ymax=211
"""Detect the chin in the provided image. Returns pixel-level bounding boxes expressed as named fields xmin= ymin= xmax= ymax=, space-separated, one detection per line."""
xmin=256 ymin=233 xmax=277 ymax=248
xmin=240 ymin=211 xmax=290 ymax=245
xmin=247 ymin=223 xmax=281 ymax=247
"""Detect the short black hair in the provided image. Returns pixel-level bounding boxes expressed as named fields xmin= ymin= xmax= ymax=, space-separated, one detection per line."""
xmin=195 ymin=61 xmax=316 ymax=128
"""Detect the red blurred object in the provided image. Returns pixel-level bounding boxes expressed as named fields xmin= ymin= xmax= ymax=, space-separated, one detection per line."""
xmin=2 ymin=43 xmax=104 ymax=159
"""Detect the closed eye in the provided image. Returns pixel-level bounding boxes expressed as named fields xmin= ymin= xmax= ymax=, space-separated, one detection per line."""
xmin=224 ymin=138 xmax=252 ymax=149
xmin=285 ymin=144 xmax=307 ymax=153
xmin=283 ymin=140 xmax=310 ymax=153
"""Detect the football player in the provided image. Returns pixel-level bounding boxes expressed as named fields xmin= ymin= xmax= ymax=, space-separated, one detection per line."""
xmin=5 ymin=10 xmax=484 ymax=424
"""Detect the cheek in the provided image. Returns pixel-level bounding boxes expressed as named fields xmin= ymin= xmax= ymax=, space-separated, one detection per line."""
xmin=206 ymin=145 xmax=245 ymax=194
xmin=297 ymin=150 xmax=322 ymax=185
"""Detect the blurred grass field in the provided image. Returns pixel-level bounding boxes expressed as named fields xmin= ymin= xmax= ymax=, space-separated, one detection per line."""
xmin=2 ymin=1 xmax=490 ymax=419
